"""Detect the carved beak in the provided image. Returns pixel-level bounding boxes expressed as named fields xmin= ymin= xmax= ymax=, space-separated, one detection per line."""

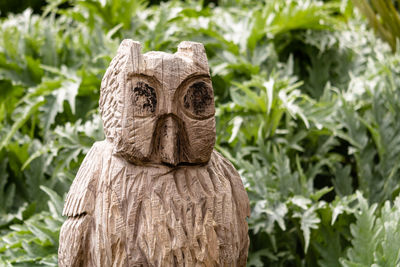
xmin=159 ymin=116 xmax=179 ymax=166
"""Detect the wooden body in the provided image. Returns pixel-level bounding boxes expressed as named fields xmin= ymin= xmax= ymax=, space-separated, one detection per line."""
xmin=59 ymin=141 xmax=249 ymax=266
xmin=58 ymin=40 xmax=250 ymax=266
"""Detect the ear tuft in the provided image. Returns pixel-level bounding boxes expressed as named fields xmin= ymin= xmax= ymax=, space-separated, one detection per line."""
xmin=118 ymin=39 xmax=142 ymax=54
xmin=178 ymin=41 xmax=205 ymax=54
xmin=177 ymin=41 xmax=209 ymax=71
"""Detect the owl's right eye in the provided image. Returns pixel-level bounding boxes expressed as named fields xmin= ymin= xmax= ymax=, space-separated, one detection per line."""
xmin=181 ymin=81 xmax=215 ymax=119
xmin=132 ymin=82 xmax=157 ymax=116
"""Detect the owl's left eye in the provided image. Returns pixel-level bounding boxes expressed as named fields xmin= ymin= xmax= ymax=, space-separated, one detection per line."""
xmin=182 ymin=81 xmax=215 ymax=119
xmin=132 ymin=82 xmax=157 ymax=116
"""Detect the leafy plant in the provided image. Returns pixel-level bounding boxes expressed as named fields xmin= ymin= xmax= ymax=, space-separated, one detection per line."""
xmin=354 ymin=0 xmax=400 ymax=52
xmin=340 ymin=192 xmax=400 ymax=266
xmin=0 ymin=186 xmax=64 ymax=266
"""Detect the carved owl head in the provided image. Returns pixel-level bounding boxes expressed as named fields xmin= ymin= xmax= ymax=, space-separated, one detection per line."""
xmin=99 ymin=40 xmax=216 ymax=166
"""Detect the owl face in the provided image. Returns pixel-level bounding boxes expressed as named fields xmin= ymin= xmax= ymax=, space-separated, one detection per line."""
xmin=99 ymin=40 xmax=216 ymax=166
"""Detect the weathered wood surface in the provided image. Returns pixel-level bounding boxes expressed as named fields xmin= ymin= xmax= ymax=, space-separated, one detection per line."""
xmin=58 ymin=40 xmax=250 ymax=267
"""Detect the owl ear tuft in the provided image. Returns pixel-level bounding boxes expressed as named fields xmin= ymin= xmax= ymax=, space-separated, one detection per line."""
xmin=118 ymin=39 xmax=142 ymax=55
xmin=177 ymin=41 xmax=208 ymax=71
xmin=177 ymin=41 xmax=205 ymax=53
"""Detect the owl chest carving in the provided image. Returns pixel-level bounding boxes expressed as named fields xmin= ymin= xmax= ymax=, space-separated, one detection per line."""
xmin=58 ymin=40 xmax=250 ymax=267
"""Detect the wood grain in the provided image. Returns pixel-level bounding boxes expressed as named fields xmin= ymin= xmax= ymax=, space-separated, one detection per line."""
xmin=59 ymin=40 xmax=250 ymax=266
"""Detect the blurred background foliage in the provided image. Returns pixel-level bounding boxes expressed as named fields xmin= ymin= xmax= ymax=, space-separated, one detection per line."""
xmin=353 ymin=0 xmax=400 ymax=51
xmin=1 ymin=0 xmax=400 ymax=266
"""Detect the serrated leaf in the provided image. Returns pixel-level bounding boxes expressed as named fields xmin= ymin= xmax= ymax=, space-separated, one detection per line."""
xmin=294 ymin=205 xmax=321 ymax=253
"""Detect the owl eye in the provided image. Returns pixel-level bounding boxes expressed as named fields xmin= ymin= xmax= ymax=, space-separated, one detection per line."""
xmin=182 ymin=81 xmax=214 ymax=119
xmin=132 ymin=82 xmax=157 ymax=116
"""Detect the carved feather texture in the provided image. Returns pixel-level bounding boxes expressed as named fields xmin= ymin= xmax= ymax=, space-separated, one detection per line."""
xmin=99 ymin=43 xmax=128 ymax=143
xmin=59 ymin=141 xmax=249 ymax=266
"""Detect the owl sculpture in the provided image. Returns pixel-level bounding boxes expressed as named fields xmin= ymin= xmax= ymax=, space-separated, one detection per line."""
xmin=58 ymin=40 xmax=250 ymax=267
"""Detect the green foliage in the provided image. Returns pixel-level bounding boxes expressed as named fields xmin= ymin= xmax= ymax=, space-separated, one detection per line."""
xmin=340 ymin=192 xmax=400 ymax=266
xmin=0 ymin=187 xmax=63 ymax=266
xmin=354 ymin=0 xmax=400 ymax=52
xmin=0 ymin=0 xmax=400 ymax=265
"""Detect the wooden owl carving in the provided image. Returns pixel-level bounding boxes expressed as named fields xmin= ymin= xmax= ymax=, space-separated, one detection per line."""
xmin=58 ymin=40 xmax=250 ymax=267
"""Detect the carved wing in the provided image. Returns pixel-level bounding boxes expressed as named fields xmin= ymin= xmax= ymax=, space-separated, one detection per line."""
xmin=62 ymin=141 xmax=105 ymax=217
xmin=212 ymin=150 xmax=250 ymax=266
xmin=58 ymin=141 xmax=105 ymax=266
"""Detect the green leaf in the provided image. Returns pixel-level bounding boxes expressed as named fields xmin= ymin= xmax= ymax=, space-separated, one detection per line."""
xmin=0 ymin=97 xmax=45 ymax=151
xmin=39 ymin=186 xmax=63 ymax=218
xmin=340 ymin=192 xmax=381 ymax=265
xmin=294 ymin=204 xmax=321 ymax=253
